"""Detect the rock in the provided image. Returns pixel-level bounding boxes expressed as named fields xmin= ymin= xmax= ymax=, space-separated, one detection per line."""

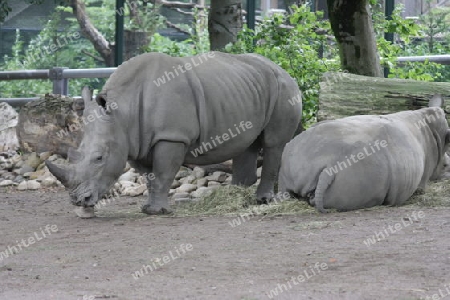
xmin=118 ymin=168 xmax=138 ymax=183
xmin=16 ymin=94 xmax=83 ymax=156
xmin=175 ymin=167 xmax=192 ymax=180
xmin=196 ymin=178 xmax=208 ymax=188
xmin=173 ymin=192 xmax=191 ymax=200
xmin=206 ymin=171 xmax=227 ymax=183
xmin=208 ymin=181 xmax=221 ymax=187
xmin=0 ymin=102 xmax=19 ymax=152
xmin=171 ymin=180 xmax=181 ymax=189
xmin=119 ymin=180 xmax=136 ymax=191
xmin=39 ymin=152 xmax=52 ymax=161
xmin=122 ymin=184 xmax=147 ymax=197
xmin=191 ymin=187 xmax=214 ymax=198
xmin=177 ymin=183 xmax=197 ymax=193
xmin=14 ymin=159 xmax=23 ymax=169
xmin=143 ymin=190 xmax=148 ymax=196
xmin=224 ymin=176 xmax=232 ymax=184
xmin=18 ymin=164 xmax=34 ymax=175
xmin=26 ymin=152 xmax=42 ymax=169
xmin=17 ymin=179 xmax=43 ymax=190
xmin=136 ymin=176 xmax=146 ymax=185
xmin=27 ymin=180 xmax=41 ymax=190
xmin=257 ymin=167 xmax=262 ymax=178
xmin=0 ymin=180 xmax=17 ymax=186
xmin=192 ymin=166 xmax=205 ymax=179
xmin=28 ymin=169 xmax=46 ymax=180
xmin=47 ymin=154 xmax=59 ymax=162
xmin=0 ymin=157 xmax=13 ymax=171
xmin=180 ymin=175 xmax=196 ymax=184
xmin=13 ymin=175 xmax=25 ymax=183
xmin=2 ymin=173 xmax=15 ymax=180
xmin=11 ymin=154 xmax=21 ymax=164
xmin=174 ymin=198 xmax=192 ymax=205
xmin=17 ymin=181 xmax=28 ymax=190
xmin=36 ymin=162 xmax=46 ymax=171
xmin=41 ymin=177 xmax=57 ymax=187
xmin=74 ymin=207 xmax=96 ymax=219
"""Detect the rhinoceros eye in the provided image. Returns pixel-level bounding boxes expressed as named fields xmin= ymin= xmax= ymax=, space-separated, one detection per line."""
xmin=96 ymin=155 xmax=103 ymax=162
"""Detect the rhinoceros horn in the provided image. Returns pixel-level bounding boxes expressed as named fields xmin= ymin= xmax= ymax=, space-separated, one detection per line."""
xmin=45 ymin=160 xmax=72 ymax=188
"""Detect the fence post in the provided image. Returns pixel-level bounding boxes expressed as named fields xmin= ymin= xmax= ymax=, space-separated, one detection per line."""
xmin=50 ymin=67 xmax=68 ymax=95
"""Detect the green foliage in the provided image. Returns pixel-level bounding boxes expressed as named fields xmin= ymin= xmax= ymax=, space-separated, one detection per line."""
xmin=143 ymin=8 xmax=209 ymax=56
xmin=0 ymin=10 xmax=101 ymax=97
xmin=128 ymin=1 xmax=165 ymax=34
xmin=374 ymin=3 xmax=449 ymax=82
xmin=0 ymin=0 xmax=69 ymax=22
xmin=226 ymin=5 xmax=340 ymax=124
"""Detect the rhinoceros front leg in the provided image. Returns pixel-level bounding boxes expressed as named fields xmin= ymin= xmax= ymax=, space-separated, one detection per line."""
xmin=232 ymin=142 xmax=259 ymax=186
xmin=256 ymin=145 xmax=284 ymax=204
xmin=141 ymin=141 xmax=185 ymax=215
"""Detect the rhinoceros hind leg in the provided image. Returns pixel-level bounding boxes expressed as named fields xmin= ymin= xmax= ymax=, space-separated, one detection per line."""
xmin=232 ymin=141 xmax=259 ymax=186
xmin=141 ymin=141 xmax=185 ymax=215
xmin=256 ymin=145 xmax=284 ymax=204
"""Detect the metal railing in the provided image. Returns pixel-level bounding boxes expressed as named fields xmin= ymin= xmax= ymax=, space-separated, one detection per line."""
xmin=0 ymin=67 xmax=116 ymax=107
xmin=0 ymin=54 xmax=449 ymax=107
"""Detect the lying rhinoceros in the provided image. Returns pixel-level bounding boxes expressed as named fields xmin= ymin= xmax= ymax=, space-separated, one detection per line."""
xmin=278 ymin=95 xmax=449 ymax=212
xmin=46 ymin=52 xmax=302 ymax=215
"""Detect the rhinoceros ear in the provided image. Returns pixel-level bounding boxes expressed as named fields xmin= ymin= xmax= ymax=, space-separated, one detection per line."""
xmin=95 ymin=93 xmax=114 ymax=115
xmin=429 ymin=94 xmax=444 ymax=108
xmin=67 ymin=148 xmax=83 ymax=163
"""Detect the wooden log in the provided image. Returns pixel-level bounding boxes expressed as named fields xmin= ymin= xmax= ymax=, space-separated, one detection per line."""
xmin=318 ymin=72 xmax=450 ymax=121
xmin=16 ymin=94 xmax=84 ymax=157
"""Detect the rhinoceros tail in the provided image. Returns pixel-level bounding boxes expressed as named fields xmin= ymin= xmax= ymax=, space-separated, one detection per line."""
xmin=314 ymin=168 xmax=335 ymax=213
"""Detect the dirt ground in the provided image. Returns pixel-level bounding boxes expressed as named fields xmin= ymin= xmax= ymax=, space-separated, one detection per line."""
xmin=1 ymin=188 xmax=450 ymax=300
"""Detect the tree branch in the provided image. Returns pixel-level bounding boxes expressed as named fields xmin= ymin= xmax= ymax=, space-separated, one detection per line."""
xmin=70 ymin=0 xmax=113 ymax=66
xmin=81 ymin=50 xmax=104 ymax=63
xmin=165 ymin=20 xmax=191 ymax=35
xmin=150 ymin=0 xmax=204 ymax=9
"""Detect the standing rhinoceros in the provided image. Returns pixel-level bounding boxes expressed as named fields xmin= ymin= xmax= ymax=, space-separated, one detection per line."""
xmin=278 ymin=95 xmax=449 ymax=212
xmin=46 ymin=52 xmax=302 ymax=215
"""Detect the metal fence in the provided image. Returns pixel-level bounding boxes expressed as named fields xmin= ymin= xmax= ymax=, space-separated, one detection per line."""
xmin=0 ymin=54 xmax=450 ymax=107
xmin=0 ymin=67 xmax=116 ymax=107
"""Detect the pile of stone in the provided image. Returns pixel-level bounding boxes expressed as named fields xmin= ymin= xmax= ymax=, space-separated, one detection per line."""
xmin=0 ymin=150 xmax=261 ymax=203
xmin=0 ymin=151 xmax=63 ymax=190
xmin=115 ymin=165 xmax=242 ymax=203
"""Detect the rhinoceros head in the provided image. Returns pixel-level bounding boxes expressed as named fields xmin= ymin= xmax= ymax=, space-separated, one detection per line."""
xmin=46 ymin=87 xmax=128 ymax=207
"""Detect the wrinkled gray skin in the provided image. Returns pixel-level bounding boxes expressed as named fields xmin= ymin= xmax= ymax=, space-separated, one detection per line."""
xmin=46 ymin=52 xmax=302 ymax=215
xmin=279 ymin=96 xmax=450 ymax=212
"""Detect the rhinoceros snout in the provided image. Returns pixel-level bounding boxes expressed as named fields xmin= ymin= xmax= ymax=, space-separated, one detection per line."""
xmin=73 ymin=192 xmax=97 ymax=207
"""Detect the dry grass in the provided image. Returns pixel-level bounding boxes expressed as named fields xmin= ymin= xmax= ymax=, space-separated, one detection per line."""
xmin=407 ymin=179 xmax=450 ymax=207
xmin=175 ymin=179 xmax=450 ymax=217
xmin=174 ymin=185 xmax=315 ymax=217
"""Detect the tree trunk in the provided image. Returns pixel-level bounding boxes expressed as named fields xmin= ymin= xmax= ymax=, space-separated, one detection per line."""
xmin=16 ymin=94 xmax=84 ymax=157
xmin=124 ymin=30 xmax=149 ymax=61
xmin=327 ymin=0 xmax=383 ymax=77
xmin=318 ymin=72 xmax=450 ymax=121
xmin=208 ymin=0 xmax=243 ymax=50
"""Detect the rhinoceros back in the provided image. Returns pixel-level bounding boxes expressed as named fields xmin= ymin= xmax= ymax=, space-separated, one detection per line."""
xmin=100 ymin=52 xmax=302 ymax=164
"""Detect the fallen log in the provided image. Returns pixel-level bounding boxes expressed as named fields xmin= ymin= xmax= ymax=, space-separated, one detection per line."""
xmin=318 ymin=72 xmax=450 ymax=121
